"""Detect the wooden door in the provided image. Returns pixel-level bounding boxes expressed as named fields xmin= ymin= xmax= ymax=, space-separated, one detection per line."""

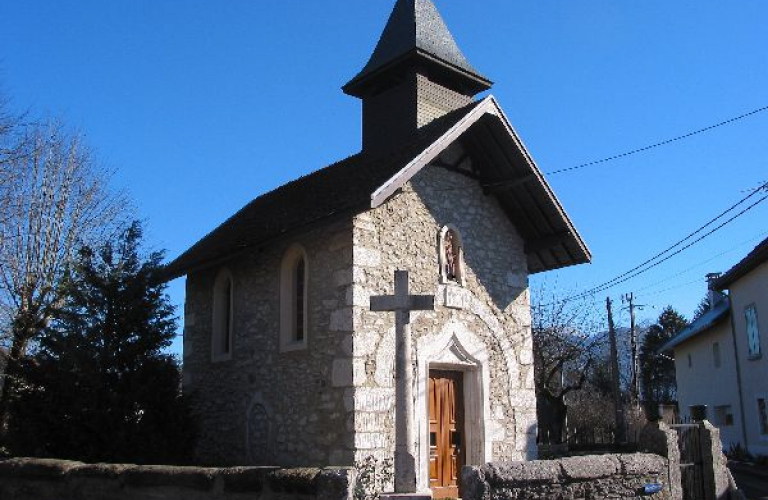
xmin=429 ymin=370 xmax=465 ymax=498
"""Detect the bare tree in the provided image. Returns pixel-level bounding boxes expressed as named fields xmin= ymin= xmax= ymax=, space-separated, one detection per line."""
xmin=0 ymin=117 xmax=128 ymax=438
xmin=531 ymin=289 xmax=606 ymax=445
xmin=0 ymin=93 xmax=24 ymax=226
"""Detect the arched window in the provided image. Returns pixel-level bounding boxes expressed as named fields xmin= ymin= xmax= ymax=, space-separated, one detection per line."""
xmin=439 ymin=226 xmax=465 ymax=286
xmin=212 ymin=269 xmax=234 ymax=361
xmin=280 ymin=245 xmax=309 ymax=352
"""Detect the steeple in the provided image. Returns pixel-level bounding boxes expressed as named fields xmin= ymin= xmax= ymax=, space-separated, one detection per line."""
xmin=344 ymin=0 xmax=492 ymax=152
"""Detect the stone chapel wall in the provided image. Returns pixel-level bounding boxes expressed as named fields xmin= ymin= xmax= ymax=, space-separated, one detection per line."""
xmin=348 ymin=163 xmax=537 ymax=481
xmin=183 ymin=218 xmax=355 ymax=467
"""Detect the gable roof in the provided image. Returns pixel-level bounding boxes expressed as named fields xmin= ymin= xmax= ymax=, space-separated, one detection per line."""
xmin=714 ymin=235 xmax=768 ymax=290
xmin=658 ymin=297 xmax=731 ymax=352
xmin=343 ymin=0 xmax=491 ymax=97
xmin=164 ymin=96 xmax=591 ymax=280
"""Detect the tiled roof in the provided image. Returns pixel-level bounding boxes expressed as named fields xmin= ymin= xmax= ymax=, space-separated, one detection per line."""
xmin=714 ymin=235 xmax=768 ymax=290
xmin=163 ymin=103 xmax=480 ymax=280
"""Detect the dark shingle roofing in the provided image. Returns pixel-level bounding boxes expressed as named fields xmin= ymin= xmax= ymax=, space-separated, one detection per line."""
xmin=658 ymin=297 xmax=731 ymax=352
xmin=163 ymin=103 xmax=480 ymax=280
xmin=344 ymin=0 xmax=491 ymax=96
xmin=714 ymin=236 xmax=768 ymax=290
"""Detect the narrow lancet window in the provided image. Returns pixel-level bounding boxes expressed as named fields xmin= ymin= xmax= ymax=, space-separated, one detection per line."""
xmin=212 ymin=269 xmax=234 ymax=361
xmin=295 ymin=258 xmax=305 ymax=342
xmin=280 ymin=245 xmax=309 ymax=352
xmin=223 ymin=277 xmax=232 ymax=353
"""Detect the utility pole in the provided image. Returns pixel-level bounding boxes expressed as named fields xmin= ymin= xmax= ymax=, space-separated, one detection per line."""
xmin=624 ymin=293 xmax=640 ymax=405
xmin=607 ymin=297 xmax=626 ymax=444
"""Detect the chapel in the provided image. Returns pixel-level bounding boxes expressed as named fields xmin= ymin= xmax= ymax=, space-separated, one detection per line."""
xmin=166 ymin=0 xmax=590 ymax=496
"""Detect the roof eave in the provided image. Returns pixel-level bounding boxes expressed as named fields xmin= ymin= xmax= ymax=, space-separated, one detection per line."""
xmin=714 ymin=236 xmax=768 ymax=290
xmin=658 ymin=300 xmax=731 ymax=352
xmin=343 ymin=49 xmax=493 ymax=98
xmin=162 ymin=204 xmax=367 ymax=282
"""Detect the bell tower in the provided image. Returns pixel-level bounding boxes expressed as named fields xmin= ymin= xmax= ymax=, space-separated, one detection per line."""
xmin=343 ymin=0 xmax=492 ymax=153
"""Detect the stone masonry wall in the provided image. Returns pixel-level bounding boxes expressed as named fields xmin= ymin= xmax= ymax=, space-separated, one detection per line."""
xmin=183 ymin=152 xmax=537 ymax=472
xmin=348 ymin=160 xmax=536 ymax=480
xmin=0 ymin=458 xmax=355 ymax=500
xmin=462 ymin=454 xmax=673 ymax=500
xmin=183 ymin=218 xmax=355 ymax=467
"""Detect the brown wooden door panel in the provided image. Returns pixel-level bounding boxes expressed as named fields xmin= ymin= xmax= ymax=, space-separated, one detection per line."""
xmin=429 ymin=370 xmax=465 ymax=499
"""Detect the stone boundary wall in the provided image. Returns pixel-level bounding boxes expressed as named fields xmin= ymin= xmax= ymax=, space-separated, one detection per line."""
xmin=638 ymin=421 xmax=683 ymax=500
xmin=462 ymin=453 xmax=674 ymax=500
xmin=0 ymin=458 xmax=355 ymax=500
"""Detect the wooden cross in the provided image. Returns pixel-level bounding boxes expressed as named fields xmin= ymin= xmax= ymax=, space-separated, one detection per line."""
xmin=370 ymin=271 xmax=435 ymax=494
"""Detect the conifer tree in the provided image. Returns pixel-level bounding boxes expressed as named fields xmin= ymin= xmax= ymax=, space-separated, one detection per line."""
xmin=639 ymin=306 xmax=687 ymax=412
xmin=8 ymin=222 xmax=196 ymax=464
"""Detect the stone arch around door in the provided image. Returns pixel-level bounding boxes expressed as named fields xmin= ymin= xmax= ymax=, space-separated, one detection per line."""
xmin=415 ymin=320 xmax=492 ymax=493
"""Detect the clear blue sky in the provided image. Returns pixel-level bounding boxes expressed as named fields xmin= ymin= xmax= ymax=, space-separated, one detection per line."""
xmin=2 ymin=1 xmax=766 ymax=354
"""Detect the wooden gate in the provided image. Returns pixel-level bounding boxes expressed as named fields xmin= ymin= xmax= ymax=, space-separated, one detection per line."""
xmin=429 ymin=370 xmax=465 ymax=498
xmin=670 ymin=423 xmax=705 ymax=500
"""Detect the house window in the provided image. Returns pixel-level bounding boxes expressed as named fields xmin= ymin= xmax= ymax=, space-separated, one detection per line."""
xmin=688 ymin=353 xmax=692 ymax=368
xmin=689 ymin=405 xmax=707 ymax=422
xmin=758 ymin=398 xmax=768 ymax=435
xmin=439 ymin=226 xmax=465 ymax=286
xmin=212 ymin=269 xmax=234 ymax=361
xmin=715 ymin=405 xmax=734 ymax=427
xmin=713 ymin=342 xmax=721 ymax=368
xmin=280 ymin=245 xmax=309 ymax=352
xmin=746 ymin=305 xmax=761 ymax=359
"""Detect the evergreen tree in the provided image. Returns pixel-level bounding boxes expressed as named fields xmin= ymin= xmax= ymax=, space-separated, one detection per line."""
xmin=7 ymin=222 xmax=196 ymax=464
xmin=639 ymin=306 xmax=688 ymax=412
xmin=693 ymin=295 xmax=711 ymax=321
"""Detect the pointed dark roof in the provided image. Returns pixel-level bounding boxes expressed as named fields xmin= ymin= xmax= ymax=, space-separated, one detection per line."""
xmin=343 ymin=0 xmax=492 ymax=97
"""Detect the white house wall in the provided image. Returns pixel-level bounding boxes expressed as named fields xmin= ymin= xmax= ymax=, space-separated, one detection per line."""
xmin=673 ymin=320 xmax=742 ymax=450
xmin=728 ymin=260 xmax=768 ymax=456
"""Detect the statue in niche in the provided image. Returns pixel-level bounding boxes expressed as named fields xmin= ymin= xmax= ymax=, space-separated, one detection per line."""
xmin=442 ymin=228 xmax=463 ymax=284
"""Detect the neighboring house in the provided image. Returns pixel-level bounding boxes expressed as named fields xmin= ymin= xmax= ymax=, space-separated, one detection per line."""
xmin=165 ymin=0 xmax=590 ymax=494
xmin=714 ymin=236 xmax=768 ymax=456
xmin=660 ymin=236 xmax=768 ymax=455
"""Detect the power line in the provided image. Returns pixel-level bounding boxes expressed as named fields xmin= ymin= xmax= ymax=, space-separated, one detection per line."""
xmin=545 ymin=181 xmax=768 ymax=306
xmin=580 ymin=191 xmax=767 ymax=298
xmin=546 ymin=105 xmax=768 ymax=176
xmin=641 ymin=278 xmax=703 ymax=298
xmin=632 ymin=230 xmax=768 ymax=294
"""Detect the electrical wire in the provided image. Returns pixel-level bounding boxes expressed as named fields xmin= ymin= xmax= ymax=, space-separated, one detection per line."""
xmin=543 ymin=181 xmax=768 ymax=306
xmin=632 ymin=230 xmax=768 ymax=294
xmin=578 ymin=191 xmax=767 ymax=298
xmin=546 ymin=105 xmax=768 ymax=176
